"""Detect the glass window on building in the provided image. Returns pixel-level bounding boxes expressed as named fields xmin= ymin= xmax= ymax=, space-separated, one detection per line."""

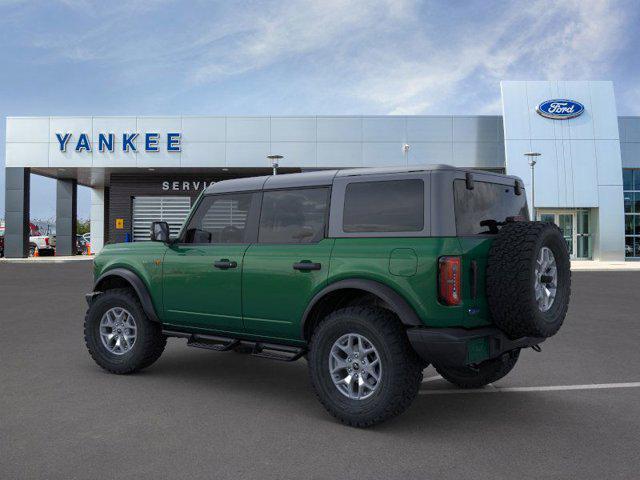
xmin=536 ymin=209 xmax=592 ymax=260
xmin=624 ymin=169 xmax=640 ymax=259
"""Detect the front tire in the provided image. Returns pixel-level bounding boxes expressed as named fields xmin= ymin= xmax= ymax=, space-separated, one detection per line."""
xmin=84 ymin=288 xmax=166 ymax=374
xmin=434 ymin=349 xmax=520 ymax=389
xmin=308 ymin=307 xmax=423 ymax=427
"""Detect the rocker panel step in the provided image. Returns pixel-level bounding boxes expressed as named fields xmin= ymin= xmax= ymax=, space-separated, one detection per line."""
xmin=186 ymin=334 xmax=239 ymax=352
xmin=251 ymin=342 xmax=306 ymax=362
xmin=163 ymin=329 xmax=306 ymax=362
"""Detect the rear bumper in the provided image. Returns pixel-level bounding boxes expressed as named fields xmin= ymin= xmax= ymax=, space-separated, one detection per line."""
xmin=407 ymin=326 xmax=545 ymax=367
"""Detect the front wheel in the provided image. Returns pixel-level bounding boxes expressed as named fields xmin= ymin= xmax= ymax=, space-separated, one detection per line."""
xmin=308 ymin=307 xmax=423 ymax=427
xmin=84 ymin=288 xmax=167 ymax=374
xmin=434 ymin=349 xmax=520 ymax=389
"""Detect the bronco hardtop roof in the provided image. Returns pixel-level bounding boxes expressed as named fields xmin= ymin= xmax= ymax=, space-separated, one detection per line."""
xmin=204 ymin=164 xmax=521 ymax=194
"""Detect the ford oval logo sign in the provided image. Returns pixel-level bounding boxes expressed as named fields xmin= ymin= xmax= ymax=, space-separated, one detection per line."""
xmin=536 ymin=99 xmax=584 ymax=120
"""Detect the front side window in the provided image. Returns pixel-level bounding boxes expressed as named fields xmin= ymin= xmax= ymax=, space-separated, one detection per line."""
xmin=259 ymin=188 xmax=329 ymax=243
xmin=343 ymin=179 xmax=424 ymax=232
xmin=184 ymin=193 xmax=253 ymax=244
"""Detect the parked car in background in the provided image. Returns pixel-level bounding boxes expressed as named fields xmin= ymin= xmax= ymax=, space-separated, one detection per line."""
xmin=29 ymin=223 xmax=56 ymax=256
xmin=76 ymin=235 xmax=88 ymax=255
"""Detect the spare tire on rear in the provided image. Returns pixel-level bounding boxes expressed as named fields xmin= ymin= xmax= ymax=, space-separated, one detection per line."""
xmin=486 ymin=221 xmax=571 ymax=339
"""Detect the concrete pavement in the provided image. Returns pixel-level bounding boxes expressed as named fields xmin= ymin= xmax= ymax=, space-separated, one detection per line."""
xmin=1 ymin=263 xmax=639 ymax=479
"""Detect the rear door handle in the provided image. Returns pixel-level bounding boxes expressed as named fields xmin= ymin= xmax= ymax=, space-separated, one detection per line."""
xmin=214 ymin=259 xmax=237 ymax=269
xmin=293 ymin=261 xmax=321 ymax=271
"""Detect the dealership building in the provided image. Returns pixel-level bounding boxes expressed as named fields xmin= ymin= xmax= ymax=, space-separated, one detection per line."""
xmin=4 ymin=80 xmax=640 ymax=260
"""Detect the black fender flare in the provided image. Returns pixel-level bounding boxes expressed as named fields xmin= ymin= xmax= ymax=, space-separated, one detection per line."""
xmin=301 ymin=278 xmax=422 ymax=337
xmin=93 ymin=268 xmax=160 ymax=323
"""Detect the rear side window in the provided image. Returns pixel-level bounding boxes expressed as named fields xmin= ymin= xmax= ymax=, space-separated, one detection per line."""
xmin=454 ymin=180 xmax=529 ymax=235
xmin=343 ymin=179 xmax=424 ymax=232
xmin=259 ymin=188 xmax=329 ymax=243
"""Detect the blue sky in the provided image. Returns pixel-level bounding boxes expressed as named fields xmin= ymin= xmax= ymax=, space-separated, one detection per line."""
xmin=1 ymin=0 xmax=639 ymax=219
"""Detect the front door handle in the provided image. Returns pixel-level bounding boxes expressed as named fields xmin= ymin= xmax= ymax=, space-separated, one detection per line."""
xmin=214 ymin=259 xmax=237 ymax=269
xmin=293 ymin=261 xmax=321 ymax=271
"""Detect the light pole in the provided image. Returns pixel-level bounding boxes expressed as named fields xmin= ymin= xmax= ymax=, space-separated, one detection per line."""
xmin=525 ymin=152 xmax=541 ymax=220
xmin=267 ymin=154 xmax=283 ymax=176
xmin=402 ymin=144 xmax=410 ymax=164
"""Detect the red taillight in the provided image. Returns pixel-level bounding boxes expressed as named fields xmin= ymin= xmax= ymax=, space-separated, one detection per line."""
xmin=44 ymin=237 xmax=49 ymax=246
xmin=438 ymin=256 xmax=461 ymax=306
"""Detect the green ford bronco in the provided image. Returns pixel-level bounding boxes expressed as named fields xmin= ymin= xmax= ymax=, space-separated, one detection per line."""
xmin=84 ymin=166 xmax=571 ymax=427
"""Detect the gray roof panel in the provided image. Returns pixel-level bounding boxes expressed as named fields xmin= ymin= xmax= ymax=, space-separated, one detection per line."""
xmin=204 ymin=165 xmax=522 ymax=194
xmin=205 ymin=175 xmax=269 ymax=194
xmin=263 ymin=170 xmax=338 ymax=190
xmin=335 ymin=165 xmax=455 ymax=177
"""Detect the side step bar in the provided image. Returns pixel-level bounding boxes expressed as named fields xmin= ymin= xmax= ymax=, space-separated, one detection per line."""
xmin=162 ymin=329 xmax=306 ymax=362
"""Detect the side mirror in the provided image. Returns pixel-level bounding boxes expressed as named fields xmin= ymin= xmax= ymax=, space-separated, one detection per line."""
xmin=150 ymin=221 xmax=170 ymax=243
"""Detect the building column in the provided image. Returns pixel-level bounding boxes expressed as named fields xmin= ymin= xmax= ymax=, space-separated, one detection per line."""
xmin=4 ymin=168 xmax=30 ymax=258
xmin=90 ymin=187 xmax=105 ymax=254
xmin=595 ymin=186 xmax=625 ymax=261
xmin=55 ymin=179 xmax=77 ymax=256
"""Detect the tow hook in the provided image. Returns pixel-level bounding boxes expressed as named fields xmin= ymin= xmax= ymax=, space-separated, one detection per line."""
xmin=531 ymin=344 xmax=542 ymax=353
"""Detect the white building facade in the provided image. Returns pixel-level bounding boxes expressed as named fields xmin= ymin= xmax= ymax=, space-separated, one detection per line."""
xmin=4 ymin=80 xmax=639 ymax=260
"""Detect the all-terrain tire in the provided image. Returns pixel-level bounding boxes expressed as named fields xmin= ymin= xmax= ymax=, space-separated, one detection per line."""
xmin=434 ymin=349 xmax=520 ymax=389
xmin=308 ymin=307 xmax=423 ymax=428
xmin=486 ymin=221 xmax=571 ymax=339
xmin=84 ymin=288 xmax=167 ymax=374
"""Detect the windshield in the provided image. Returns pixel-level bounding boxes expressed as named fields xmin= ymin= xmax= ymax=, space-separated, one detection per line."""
xmin=454 ymin=179 xmax=529 ymax=235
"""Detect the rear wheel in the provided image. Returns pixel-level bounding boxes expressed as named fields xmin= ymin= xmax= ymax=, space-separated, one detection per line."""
xmin=308 ymin=307 xmax=423 ymax=427
xmin=434 ymin=349 xmax=520 ymax=389
xmin=84 ymin=288 xmax=166 ymax=374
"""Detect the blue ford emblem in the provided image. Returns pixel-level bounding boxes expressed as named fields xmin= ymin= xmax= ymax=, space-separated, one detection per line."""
xmin=536 ymin=99 xmax=584 ymax=120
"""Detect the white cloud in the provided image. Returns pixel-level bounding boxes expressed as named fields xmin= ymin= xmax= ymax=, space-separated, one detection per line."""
xmin=11 ymin=0 xmax=634 ymax=114
xmin=347 ymin=0 xmax=629 ymax=114
xmin=188 ymin=0 xmax=416 ymax=85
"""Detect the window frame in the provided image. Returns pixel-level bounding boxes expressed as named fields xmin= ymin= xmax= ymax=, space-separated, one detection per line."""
xmin=176 ymin=191 xmax=261 ymax=245
xmin=329 ymin=173 xmax=431 ymax=238
xmin=257 ymin=186 xmax=331 ymax=245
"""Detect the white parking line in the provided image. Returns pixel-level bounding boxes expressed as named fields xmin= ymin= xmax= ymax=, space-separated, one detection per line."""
xmin=422 ymin=375 xmax=443 ymax=383
xmin=420 ymin=382 xmax=640 ymax=395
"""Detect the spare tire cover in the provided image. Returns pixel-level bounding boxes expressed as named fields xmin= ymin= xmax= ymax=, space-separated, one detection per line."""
xmin=486 ymin=221 xmax=571 ymax=339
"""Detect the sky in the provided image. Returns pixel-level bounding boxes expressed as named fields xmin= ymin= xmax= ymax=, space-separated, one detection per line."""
xmin=1 ymin=0 xmax=639 ymax=220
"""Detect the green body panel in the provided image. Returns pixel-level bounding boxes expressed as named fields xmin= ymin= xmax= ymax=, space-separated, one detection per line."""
xmin=388 ymin=248 xmax=418 ymax=276
xmin=92 ymin=235 xmax=495 ymax=342
xmin=328 ymin=237 xmax=493 ymax=329
xmin=241 ymin=239 xmax=334 ymax=339
xmin=93 ymin=242 xmax=167 ymax=315
xmin=161 ymin=243 xmax=249 ymax=331
xmin=457 ymin=236 xmax=495 ymax=327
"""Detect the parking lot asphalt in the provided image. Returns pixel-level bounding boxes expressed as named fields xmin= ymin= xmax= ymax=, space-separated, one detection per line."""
xmin=1 ymin=262 xmax=639 ymax=480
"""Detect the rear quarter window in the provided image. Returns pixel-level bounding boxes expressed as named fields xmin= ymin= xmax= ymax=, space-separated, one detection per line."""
xmin=343 ymin=179 xmax=424 ymax=233
xmin=454 ymin=179 xmax=528 ymax=235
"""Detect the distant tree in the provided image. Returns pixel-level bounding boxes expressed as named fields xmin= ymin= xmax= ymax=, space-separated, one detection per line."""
xmin=77 ymin=219 xmax=91 ymax=236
